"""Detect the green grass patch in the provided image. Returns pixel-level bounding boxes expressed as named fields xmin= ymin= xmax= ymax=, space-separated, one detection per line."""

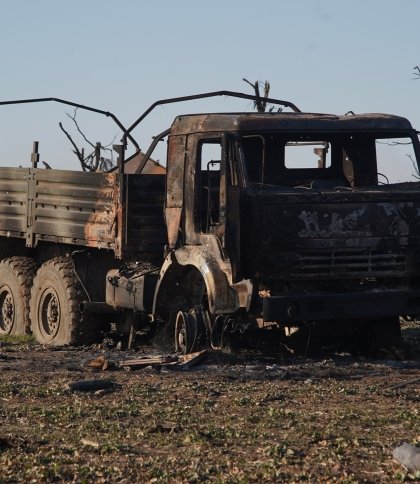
xmin=0 ymin=334 xmax=35 ymax=345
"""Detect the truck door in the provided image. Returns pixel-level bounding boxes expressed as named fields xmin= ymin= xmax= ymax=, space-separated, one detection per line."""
xmin=196 ymin=135 xmax=242 ymax=279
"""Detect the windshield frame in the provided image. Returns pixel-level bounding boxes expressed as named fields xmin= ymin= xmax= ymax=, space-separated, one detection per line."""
xmin=237 ymin=129 xmax=420 ymax=191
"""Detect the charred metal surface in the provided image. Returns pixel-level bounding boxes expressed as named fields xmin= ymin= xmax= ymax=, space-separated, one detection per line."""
xmin=106 ymin=268 xmax=158 ymax=312
xmin=120 ymin=174 xmax=166 ymax=259
xmin=263 ymin=289 xmax=420 ymax=322
xmin=72 ymin=250 xmax=120 ymax=303
xmin=169 ymin=112 xmax=414 ymax=136
xmin=241 ymin=190 xmax=420 ymax=281
xmin=165 ymin=135 xmax=186 ymax=249
xmin=32 ymin=169 xmax=118 ymax=249
xmin=0 ymin=168 xmax=165 ymax=259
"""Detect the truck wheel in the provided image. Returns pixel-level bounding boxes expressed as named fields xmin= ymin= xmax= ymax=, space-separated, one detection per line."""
xmin=175 ymin=311 xmax=197 ymax=354
xmin=30 ymin=257 xmax=91 ymax=346
xmin=174 ymin=306 xmax=208 ymax=354
xmin=0 ymin=257 xmax=37 ymax=336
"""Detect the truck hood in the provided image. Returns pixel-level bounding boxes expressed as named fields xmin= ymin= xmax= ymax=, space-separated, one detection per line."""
xmin=240 ymin=185 xmax=420 ymax=279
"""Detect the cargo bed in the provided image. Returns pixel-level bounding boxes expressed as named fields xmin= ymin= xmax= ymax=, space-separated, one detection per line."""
xmin=0 ymin=167 xmax=166 ymax=258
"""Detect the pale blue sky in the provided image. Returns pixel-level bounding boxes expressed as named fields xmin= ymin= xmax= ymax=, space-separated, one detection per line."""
xmin=1 ymin=0 xmax=419 ymax=173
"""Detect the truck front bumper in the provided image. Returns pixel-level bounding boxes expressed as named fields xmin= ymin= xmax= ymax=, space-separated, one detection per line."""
xmin=263 ymin=290 xmax=420 ymax=322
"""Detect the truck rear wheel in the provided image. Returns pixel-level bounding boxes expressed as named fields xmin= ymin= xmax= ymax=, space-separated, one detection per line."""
xmin=30 ymin=257 xmax=93 ymax=346
xmin=0 ymin=257 xmax=37 ymax=336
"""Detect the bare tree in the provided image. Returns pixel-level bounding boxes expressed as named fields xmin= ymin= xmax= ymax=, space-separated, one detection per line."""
xmin=242 ymin=78 xmax=284 ymax=113
xmin=410 ymin=66 xmax=420 ymax=178
xmin=408 ymin=154 xmax=420 ymax=179
xmin=242 ymin=79 xmax=272 ymax=112
xmin=59 ymin=109 xmax=116 ymax=171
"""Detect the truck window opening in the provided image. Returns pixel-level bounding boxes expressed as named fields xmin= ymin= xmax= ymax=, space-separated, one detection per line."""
xmin=240 ymin=133 xmax=420 ymax=188
xmin=198 ymin=140 xmax=222 ymax=233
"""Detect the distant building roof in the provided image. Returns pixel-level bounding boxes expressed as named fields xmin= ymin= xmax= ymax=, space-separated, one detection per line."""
xmin=122 ymin=151 xmax=166 ymax=174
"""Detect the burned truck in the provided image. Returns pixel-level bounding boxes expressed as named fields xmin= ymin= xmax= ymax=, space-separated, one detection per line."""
xmin=0 ymin=91 xmax=419 ymax=353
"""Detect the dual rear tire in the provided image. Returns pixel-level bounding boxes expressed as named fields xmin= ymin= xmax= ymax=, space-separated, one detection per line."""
xmin=0 ymin=256 xmax=100 ymax=346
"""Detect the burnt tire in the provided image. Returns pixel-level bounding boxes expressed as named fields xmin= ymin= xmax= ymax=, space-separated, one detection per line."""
xmin=0 ymin=257 xmax=37 ymax=336
xmin=174 ymin=306 xmax=208 ymax=355
xmin=30 ymin=257 xmax=96 ymax=346
xmin=175 ymin=311 xmax=198 ymax=355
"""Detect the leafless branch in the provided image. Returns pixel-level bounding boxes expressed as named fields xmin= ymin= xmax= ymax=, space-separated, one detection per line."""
xmin=66 ymin=109 xmax=96 ymax=148
xmin=408 ymin=153 xmax=420 ymax=180
xmin=377 ymin=140 xmax=412 ymax=146
xmin=242 ymin=78 xmax=256 ymax=90
xmin=58 ymin=121 xmax=87 ymax=171
xmin=59 ymin=110 xmax=116 ymax=172
xmin=100 ymin=135 xmax=117 ymax=150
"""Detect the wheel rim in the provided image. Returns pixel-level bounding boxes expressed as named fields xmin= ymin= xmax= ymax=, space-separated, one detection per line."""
xmin=175 ymin=311 xmax=188 ymax=354
xmin=0 ymin=285 xmax=15 ymax=334
xmin=175 ymin=311 xmax=198 ymax=355
xmin=38 ymin=288 xmax=61 ymax=340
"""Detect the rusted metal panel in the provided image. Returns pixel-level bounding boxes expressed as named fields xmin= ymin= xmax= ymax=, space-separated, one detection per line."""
xmin=165 ymin=207 xmax=182 ymax=249
xmin=121 ymin=174 xmax=166 ymax=258
xmin=0 ymin=168 xmax=28 ymax=237
xmin=33 ymin=169 xmax=118 ymax=249
xmin=165 ymin=135 xmax=186 ymax=248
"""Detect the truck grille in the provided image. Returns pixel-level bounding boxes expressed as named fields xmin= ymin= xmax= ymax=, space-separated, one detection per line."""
xmin=295 ymin=249 xmax=407 ymax=277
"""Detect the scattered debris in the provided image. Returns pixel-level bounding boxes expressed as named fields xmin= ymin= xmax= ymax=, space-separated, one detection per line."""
xmin=80 ymin=438 xmax=100 ymax=448
xmin=65 ymin=379 xmax=116 ymax=392
xmin=118 ymin=355 xmax=178 ymax=369
xmin=393 ymin=442 xmax=420 ymax=471
xmin=84 ymin=350 xmax=208 ymax=372
xmin=176 ymin=350 xmax=208 ymax=369
xmin=388 ymin=376 xmax=420 ymax=391
xmin=258 ymin=394 xmax=285 ymax=405
xmin=0 ymin=353 xmax=17 ymax=361
xmin=148 ymin=424 xmax=181 ymax=434
xmin=85 ymin=355 xmax=115 ymax=371
xmin=0 ymin=437 xmax=12 ymax=450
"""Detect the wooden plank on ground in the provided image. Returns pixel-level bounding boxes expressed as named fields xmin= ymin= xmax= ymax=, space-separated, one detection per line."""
xmin=177 ymin=350 xmax=208 ymax=369
xmin=118 ymin=355 xmax=178 ymax=369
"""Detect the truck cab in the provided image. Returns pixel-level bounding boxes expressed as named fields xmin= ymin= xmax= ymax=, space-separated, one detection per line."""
xmin=154 ymin=112 xmax=420 ymax=352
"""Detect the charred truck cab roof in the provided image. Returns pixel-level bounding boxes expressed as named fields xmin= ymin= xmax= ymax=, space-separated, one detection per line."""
xmin=170 ymin=112 xmax=416 ymax=135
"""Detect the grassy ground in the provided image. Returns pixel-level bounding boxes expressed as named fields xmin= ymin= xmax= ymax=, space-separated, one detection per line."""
xmin=0 ymin=323 xmax=419 ymax=483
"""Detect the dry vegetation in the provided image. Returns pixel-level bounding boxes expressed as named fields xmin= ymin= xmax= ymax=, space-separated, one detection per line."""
xmin=0 ymin=321 xmax=419 ymax=483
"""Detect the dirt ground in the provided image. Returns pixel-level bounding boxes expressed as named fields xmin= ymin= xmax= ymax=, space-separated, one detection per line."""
xmin=0 ymin=321 xmax=419 ymax=483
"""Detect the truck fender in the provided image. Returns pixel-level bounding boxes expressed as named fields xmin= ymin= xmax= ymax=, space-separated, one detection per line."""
xmin=152 ymin=246 xmax=239 ymax=321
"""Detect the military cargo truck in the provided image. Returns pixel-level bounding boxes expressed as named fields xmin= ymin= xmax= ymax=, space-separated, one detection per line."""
xmin=0 ymin=92 xmax=419 ymax=353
